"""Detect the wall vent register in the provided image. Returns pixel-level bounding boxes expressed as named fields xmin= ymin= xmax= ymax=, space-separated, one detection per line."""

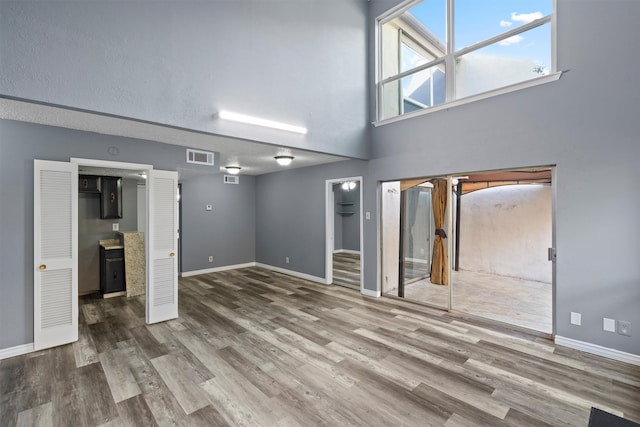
xmin=186 ymin=149 xmax=215 ymax=166
xmin=224 ymin=175 xmax=239 ymax=184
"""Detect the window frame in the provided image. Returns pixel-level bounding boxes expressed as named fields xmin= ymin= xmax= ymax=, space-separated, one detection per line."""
xmin=374 ymin=0 xmax=560 ymax=125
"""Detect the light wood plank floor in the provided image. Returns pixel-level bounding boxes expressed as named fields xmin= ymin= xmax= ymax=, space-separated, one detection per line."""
xmin=332 ymin=252 xmax=361 ymax=290
xmin=1 ymin=267 xmax=639 ymax=426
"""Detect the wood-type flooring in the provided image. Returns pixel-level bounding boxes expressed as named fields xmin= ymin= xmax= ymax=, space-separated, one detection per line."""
xmin=332 ymin=252 xmax=361 ymax=289
xmin=1 ymin=267 xmax=639 ymax=426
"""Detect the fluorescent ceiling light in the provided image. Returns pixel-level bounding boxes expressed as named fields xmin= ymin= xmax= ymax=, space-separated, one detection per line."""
xmin=219 ymin=110 xmax=307 ymax=134
xmin=275 ymin=156 xmax=294 ymax=166
xmin=225 ymin=166 xmax=241 ymax=175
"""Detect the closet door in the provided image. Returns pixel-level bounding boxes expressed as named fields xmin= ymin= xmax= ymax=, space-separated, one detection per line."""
xmin=34 ymin=160 xmax=78 ymax=350
xmin=146 ymin=169 xmax=179 ymax=323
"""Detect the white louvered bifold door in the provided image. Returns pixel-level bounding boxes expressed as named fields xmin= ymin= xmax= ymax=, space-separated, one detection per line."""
xmin=146 ymin=169 xmax=179 ymax=324
xmin=34 ymin=160 xmax=78 ymax=350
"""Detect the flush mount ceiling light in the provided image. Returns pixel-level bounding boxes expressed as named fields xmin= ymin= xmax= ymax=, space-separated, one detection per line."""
xmin=275 ymin=155 xmax=294 ymax=166
xmin=225 ymin=166 xmax=241 ymax=175
xmin=218 ymin=110 xmax=307 ymax=135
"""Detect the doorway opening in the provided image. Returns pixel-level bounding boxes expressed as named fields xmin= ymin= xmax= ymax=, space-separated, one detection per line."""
xmin=325 ymin=176 xmax=363 ymax=291
xmin=380 ymin=167 xmax=555 ymax=334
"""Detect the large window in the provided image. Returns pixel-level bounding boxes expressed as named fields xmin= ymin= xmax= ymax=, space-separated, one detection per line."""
xmin=377 ymin=0 xmax=555 ymax=121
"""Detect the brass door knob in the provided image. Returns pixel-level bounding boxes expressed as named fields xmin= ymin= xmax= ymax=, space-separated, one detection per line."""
xmin=39 ymin=264 xmax=46 ymax=270
xmin=170 ymin=252 xmax=175 ymax=257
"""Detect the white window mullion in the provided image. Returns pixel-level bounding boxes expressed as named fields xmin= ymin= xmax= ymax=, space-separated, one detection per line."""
xmin=446 ymin=0 xmax=455 ymax=102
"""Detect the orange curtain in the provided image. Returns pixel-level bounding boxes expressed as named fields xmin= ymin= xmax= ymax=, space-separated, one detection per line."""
xmin=430 ymin=179 xmax=449 ymax=285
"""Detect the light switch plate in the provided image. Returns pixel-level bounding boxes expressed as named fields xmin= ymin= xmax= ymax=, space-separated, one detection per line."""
xmin=570 ymin=312 xmax=581 ymax=326
xmin=112 ymin=223 xmax=119 ymax=231
xmin=366 ymin=211 xmax=371 ymax=220
xmin=603 ymin=318 xmax=616 ymax=332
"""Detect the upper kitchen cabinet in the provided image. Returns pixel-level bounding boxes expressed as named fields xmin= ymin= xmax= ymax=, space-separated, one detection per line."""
xmin=79 ymin=175 xmax=101 ymax=193
xmin=101 ymin=176 xmax=122 ymax=219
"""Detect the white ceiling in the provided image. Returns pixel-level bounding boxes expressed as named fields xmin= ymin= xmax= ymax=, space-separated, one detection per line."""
xmin=0 ymin=97 xmax=348 ymax=176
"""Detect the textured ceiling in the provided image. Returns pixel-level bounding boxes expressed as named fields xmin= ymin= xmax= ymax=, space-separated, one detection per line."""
xmin=0 ymin=97 xmax=348 ymax=176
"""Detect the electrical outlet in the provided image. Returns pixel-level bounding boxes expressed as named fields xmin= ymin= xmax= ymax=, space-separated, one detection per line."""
xmin=570 ymin=312 xmax=581 ymax=326
xmin=603 ymin=318 xmax=616 ymax=332
xmin=285 ymin=257 xmax=290 ymax=264
xmin=208 ymin=256 xmax=213 ymax=263
xmin=618 ymin=320 xmax=632 ymax=337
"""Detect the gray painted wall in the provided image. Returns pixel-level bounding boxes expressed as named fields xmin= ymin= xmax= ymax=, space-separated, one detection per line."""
xmin=255 ymin=160 xmax=367 ymax=279
xmin=2 ymin=0 xmax=639 ymax=360
xmin=78 ymin=178 xmax=138 ymax=294
xmin=180 ymin=173 xmax=256 ymax=273
xmin=0 ymin=119 xmax=243 ymax=349
xmin=338 ymin=184 xmax=361 ymax=252
xmin=333 ymin=183 xmax=361 ymax=252
xmin=0 ymin=0 xmax=370 ymax=159
xmin=362 ymin=0 xmax=640 ymax=355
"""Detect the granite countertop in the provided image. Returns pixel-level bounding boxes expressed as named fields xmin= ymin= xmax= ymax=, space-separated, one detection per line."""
xmin=99 ymin=238 xmax=124 ymax=250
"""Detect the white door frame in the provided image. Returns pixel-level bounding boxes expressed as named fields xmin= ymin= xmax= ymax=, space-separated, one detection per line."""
xmin=325 ymin=176 xmax=364 ymax=292
xmin=378 ymin=168 xmax=556 ymax=334
xmin=70 ymin=158 xmax=154 ymax=313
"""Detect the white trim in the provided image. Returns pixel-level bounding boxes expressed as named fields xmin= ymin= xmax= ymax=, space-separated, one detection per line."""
xmin=255 ymin=263 xmax=326 ymax=285
xmin=70 ymin=158 xmax=153 ymax=171
xmin=361 ymin=288 xmax=381 ymax=298
xmin=374 ymin=72 xmax=563 ymax=127
xmin=333 ymin=249 xmax=361 ymax=255
xmin=555 ymin=336 xmax=640 ymax=366
xmin=181 ymin=262 xmax=257 ymax=277
xmin=0 ymin=343 xmax=34 ymax=360
xmin=325 ymin=176 xmax=364 ymax=290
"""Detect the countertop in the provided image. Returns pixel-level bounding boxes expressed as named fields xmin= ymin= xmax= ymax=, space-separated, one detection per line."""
xmin=99 ymin=238 xmax=124 ymax=250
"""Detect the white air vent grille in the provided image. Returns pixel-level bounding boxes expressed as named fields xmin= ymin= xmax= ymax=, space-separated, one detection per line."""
xmin=186 ymin=149 xmax=215 ymax=166
xmin=224 ymin=175 xmax=239 ymax=184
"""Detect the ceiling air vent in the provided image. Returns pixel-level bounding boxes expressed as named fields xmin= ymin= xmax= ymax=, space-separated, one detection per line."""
xmin=186 ymin=149 xmax=214 ymax=166
xmin=224 ymin=175 xmax=239 ymax=184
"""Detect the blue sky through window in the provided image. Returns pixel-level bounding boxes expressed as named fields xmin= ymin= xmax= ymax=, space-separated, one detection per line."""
xmin=406 ymin=0 xmax=552 ymax=70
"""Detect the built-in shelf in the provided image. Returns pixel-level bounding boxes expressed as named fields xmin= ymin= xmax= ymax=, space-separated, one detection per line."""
xmin=336 ymin=201 xmax=355 ymax=215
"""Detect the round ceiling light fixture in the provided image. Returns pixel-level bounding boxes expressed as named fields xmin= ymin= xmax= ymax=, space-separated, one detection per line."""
xmin=275 ymin=155 xmax=294 ymax=166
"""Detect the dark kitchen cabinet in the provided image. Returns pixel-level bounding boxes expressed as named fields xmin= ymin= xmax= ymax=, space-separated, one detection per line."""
xmin=101 ymin=176 xmax=122 ymax=219
xmin=79 ymin=175 xmax=101 ymax=193
xmin=100 ymin=247 xmax=126 ymax=295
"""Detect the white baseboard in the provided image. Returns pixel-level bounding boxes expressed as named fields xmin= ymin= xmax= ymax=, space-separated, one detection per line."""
xmin=0 ymin=343 xmax=34 ymax=360
xmin=554 ymin=336 xmax=640 ymax=366
xmin=255 ymin=263 xmax=326 ymax=284
xmin=333 ymin=249 xmax=360 ymax=255
xmin=181 ymin=262 xmax=257 ymax=277
xmin=361 ymin=288 xmax=381 ymax=298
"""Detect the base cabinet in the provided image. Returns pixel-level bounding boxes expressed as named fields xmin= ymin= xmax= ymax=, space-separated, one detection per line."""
xmin=100 ymin=247 xmax=126 ymax=295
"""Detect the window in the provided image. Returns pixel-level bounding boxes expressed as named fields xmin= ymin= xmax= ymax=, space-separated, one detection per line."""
xmin=377 ymin=0 xmax=555 ymax=121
